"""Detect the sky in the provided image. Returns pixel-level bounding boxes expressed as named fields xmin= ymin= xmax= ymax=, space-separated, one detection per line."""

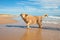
xmin=0 ymin=0 xmax=60 ymax=16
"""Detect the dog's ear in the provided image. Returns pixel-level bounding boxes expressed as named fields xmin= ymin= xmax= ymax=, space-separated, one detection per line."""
xmin=25 ymin=14 xmax=28 ymax=17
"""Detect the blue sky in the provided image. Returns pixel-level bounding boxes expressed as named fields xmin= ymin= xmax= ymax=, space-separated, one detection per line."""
xmin=0 ymin=0 xmax=60 ymax=16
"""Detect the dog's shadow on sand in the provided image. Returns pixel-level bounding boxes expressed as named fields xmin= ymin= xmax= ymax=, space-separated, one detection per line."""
xmin=6 ymin=25 xmax=60 ymax=31
xmin=6 ymin=25 xmax=27 ymax=28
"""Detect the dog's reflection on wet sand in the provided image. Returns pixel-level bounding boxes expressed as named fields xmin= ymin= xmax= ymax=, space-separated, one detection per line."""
xmin=21 ymin=28 xmax=42 ymax=40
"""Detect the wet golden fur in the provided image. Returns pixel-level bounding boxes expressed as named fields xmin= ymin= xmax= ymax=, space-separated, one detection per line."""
xmin=20 ymin=13 xmax=48 ymax=28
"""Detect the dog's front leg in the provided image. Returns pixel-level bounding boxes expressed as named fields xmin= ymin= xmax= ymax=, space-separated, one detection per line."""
xmin=26 ymin=20 xmax=31 ymax=28
xmin=26 ymin=23 xmax=30 ymax=28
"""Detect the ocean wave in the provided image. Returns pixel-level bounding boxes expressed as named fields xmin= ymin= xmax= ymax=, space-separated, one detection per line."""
xmin=48 ymin=16 xmax=60 ymax=19
xmin=43 ymin=21 xmax=59 ymax=24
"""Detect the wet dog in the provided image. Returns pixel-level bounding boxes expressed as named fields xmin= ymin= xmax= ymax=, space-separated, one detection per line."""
xmin=20 ymin=13 xmax=48 ymax=28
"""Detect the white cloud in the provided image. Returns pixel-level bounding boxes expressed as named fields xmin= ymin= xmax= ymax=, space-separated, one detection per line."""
xmin=29 ymin=0 xmax=60 ymax=2
xmin=0 ymin=7 xmax=24 ymax=13
xmin=17 ymin=1 xmax=40 ymax=6
xmin=0 ymin=6 xmax=38 ymax=13
xmin=23 ymin=6 xmax=38 ymax=12
xmin=0 ymin=0 xmax=60 ymax=14
xmin=0 ymin=6 xmax=60 ymax=14
xmin=42 ymin=6 xmax=58 ymax=8
xmin=28 ymin=0 xmax=60 ymax=8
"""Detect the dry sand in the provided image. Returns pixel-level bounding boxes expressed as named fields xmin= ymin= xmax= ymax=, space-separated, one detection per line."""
xmin=0 ymin=14 xmax=60 ymax=40
xmin=0 ymin=14 xmax=17 ymax=24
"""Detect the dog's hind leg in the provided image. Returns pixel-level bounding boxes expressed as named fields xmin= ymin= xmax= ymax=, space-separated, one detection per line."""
xmin=37 ymin=20 xmax=42 ymax=28
xmin=39 ymin=23 xmax=42 ymax=28
xmin=37 ymin=23 xmax=42 ymax=28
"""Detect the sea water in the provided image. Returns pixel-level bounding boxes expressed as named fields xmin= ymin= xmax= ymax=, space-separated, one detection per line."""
xmin=43 ymin=16 xmax=60 ymax=24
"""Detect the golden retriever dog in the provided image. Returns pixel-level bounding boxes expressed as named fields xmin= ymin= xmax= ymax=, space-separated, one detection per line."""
xmin=20 ymin=13 xmax=48 ymax=28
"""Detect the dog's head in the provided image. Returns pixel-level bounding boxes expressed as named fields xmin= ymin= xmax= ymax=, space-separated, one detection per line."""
xmin=20 ymin=14 xmax=28 ymax=18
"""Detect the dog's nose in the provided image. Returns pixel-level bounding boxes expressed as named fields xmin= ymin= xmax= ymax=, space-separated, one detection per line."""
xmin=20 ymin=14 xmax=22 ymax=16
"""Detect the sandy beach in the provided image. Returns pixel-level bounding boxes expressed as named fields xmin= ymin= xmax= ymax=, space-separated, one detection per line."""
xmin=0 ymin=14 xmax=60 ymax=40
xmin=0 ymin=14 xmax=17 ymax=24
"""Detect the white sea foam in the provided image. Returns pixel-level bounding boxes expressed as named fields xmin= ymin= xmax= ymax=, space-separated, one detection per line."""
xmin=48 ymin=16 xmax=60 ymax=19
xmin=43 ymin=21 xmax=59 ymax=24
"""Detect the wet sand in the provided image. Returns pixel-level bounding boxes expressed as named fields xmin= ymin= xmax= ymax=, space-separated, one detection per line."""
xmin=0 ymin=14 xmax=60 ymax=40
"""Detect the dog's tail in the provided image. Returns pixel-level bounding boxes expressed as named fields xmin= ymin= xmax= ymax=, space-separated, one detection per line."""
xmin=42 ymin=14 xmax=48 ymax=18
